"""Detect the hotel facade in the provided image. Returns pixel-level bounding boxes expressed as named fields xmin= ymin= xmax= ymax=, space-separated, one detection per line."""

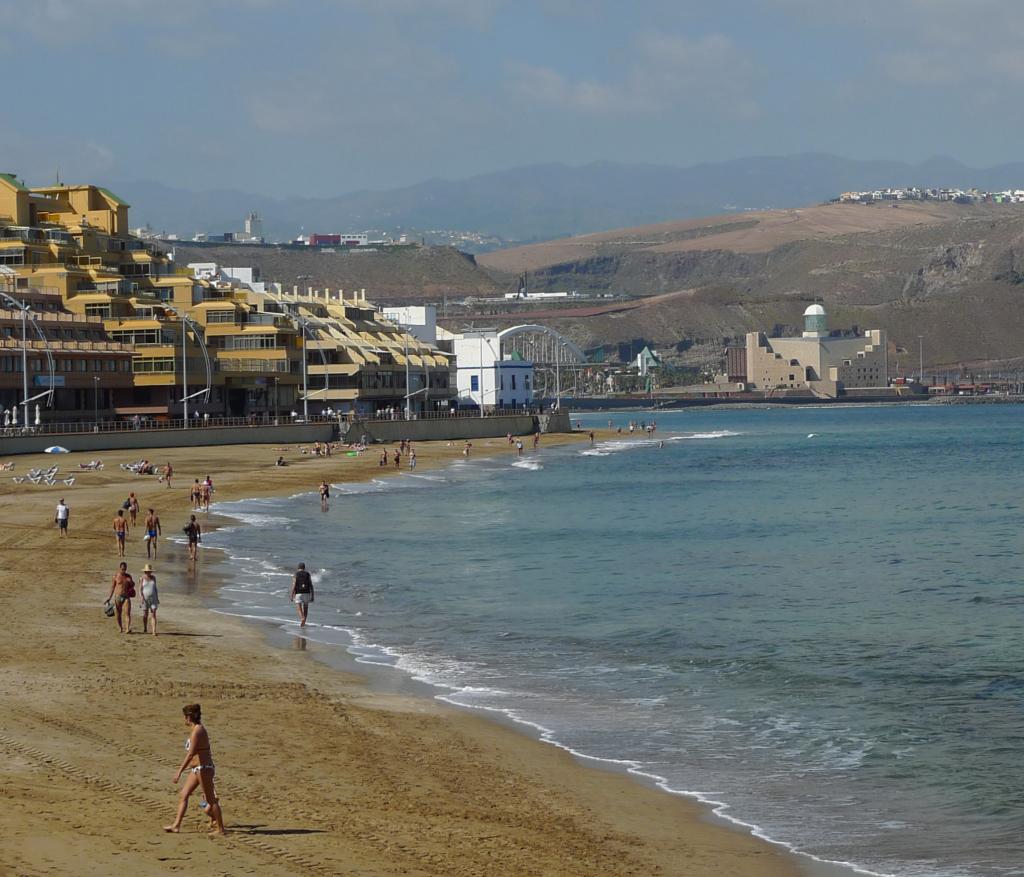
xmin=0 ymin=174 xmax=454 ymax=421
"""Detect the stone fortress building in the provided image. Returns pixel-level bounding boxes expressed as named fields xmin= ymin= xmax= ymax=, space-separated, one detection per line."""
xmin=743 ymin=305 xmax=888 ymax=398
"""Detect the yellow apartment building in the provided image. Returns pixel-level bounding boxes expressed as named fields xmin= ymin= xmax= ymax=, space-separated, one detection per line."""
xmin=0 ymin=173 xmax=453 ymax=421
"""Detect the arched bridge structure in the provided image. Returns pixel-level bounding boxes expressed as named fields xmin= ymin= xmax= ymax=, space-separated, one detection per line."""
xmin=496 ymin=324 xmax=588 ymax=404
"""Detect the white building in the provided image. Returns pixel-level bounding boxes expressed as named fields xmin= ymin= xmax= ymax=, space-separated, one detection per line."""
xmin=450 ymin=330 xmax=534 ymax=410
xmin=744 ymin=304 xmax=888 ymax=397
xmin=382 ymin=305 xmax=437 ymax=344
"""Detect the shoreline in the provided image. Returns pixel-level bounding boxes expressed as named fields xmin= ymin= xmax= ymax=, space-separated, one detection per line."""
xmin=202 ymin=438 xmax=871 ymax=877
xmin=0 ymin=433 xmax=818 ymax=876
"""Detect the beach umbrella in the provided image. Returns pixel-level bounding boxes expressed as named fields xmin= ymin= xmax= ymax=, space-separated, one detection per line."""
xmin=2 ymin=411 xmax=8 ymax=427
xmin=44 ymin=446 xmax=70 ymax=454
xmin=35 ymin=403 xmax=40 ymax=426
xmin=10 ymin=407 xmax=17 ymax=426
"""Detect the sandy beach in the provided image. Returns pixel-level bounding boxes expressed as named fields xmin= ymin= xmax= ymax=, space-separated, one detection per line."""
xmin=0 ymin=434 xmax=808 ymax=877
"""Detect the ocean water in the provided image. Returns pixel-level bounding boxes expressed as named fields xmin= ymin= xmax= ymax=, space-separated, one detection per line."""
xmin=208 ymin=405 xmax=1024 ymax=877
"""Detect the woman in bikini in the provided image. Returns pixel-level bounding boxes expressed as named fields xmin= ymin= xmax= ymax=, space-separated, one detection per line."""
xmin=165 ymin=703 xmax=225 ymax=835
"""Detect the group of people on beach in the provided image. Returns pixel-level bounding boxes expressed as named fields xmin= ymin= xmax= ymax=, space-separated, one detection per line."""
xmin=105 ymin=559 xmax=160 ymax=635
xmin=190 ymin=476 xmax=214 ymax=512
xmin=378 ymin=439 xmax=418 ymax=470
xmin=111 ymin=497 xmax=163 ymax=560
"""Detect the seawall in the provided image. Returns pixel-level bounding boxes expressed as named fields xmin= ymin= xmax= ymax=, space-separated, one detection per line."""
xmin=0 ymin=412 xmax=572 ymax=456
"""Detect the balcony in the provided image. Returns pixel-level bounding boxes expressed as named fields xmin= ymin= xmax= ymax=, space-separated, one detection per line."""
xmin=216 ymin=358 xmax=291 ymax=373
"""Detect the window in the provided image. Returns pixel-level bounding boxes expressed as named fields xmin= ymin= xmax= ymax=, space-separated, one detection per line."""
xmin=470 ymin=375 xmax=479 ymax=391
xmin=0 ymin=248 xmax=25 ymax=265
xmin=511 ymin=374 xmax=517 ymax=390
xmin=133 ymin=357 xmax=175 ymax=373
xmin=224 ymin=334 xmax=279 ymax=350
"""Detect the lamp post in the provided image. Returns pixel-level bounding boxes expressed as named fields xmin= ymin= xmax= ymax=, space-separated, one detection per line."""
xmin=273 ymin=375 xmax=279 ymax=423
xmin=93 ymin=375 xmax=100 ymax=425
xmin=181 ymin=316 xmax=189 ymax=427
xmin=300 ymin=323 xmax=309 ymax=421
xmin=404 ymin=333 xmax=411 ymax=419
xmin=20 ymin=305 xmax=28 ymax=430
xmin=918 ymin=335 xmax=924 ymax=385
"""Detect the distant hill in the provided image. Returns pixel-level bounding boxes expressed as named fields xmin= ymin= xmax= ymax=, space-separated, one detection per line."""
xmin=467 ymin=201 xmax=1024 ymax=372
xmin=168 ymin=201 xmax=1024 ymax=371
xmin=166 ymin=241 xmax=501 ymax=303
xmin=103 ymin=154 xmax=1024 ymax=246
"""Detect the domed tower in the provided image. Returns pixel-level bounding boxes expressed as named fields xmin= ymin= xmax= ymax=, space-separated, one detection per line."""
xmin=802 ymin=304 xmax=827 ymax=339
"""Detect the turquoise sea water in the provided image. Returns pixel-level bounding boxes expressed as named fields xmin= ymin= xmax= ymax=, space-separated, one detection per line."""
xmin=209 ymin=405 xmax=1024 ymax=877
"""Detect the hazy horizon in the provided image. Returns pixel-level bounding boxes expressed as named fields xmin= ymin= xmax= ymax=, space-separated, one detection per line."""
xmin=6 ymin=1 xmax=1024 ymax=199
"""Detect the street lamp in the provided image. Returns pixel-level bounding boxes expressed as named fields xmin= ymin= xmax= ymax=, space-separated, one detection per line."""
xmin=273 ymin=375 xmax=279 ymax=423
xmin=0 ymin=291 xmax=55 ymax=427
xmin=918 ymin=335 xmax=924 ymax=385
xmin=404 ymin=333 xmax=411 ymax=420
xmin=93 ymin=375 xmax=100 ymax=425
xmin=163 ymin=306 xmax=211 ymax=426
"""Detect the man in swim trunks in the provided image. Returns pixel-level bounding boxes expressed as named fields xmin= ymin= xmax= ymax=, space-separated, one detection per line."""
xmin=319 ymin=481 xmax=330 ymax=508
xmin=113 ymin=509 xmax=128 ymax=557
xmin=288 ymin=562 xmax=314 ymax=627
xmin=145 ymin=508 xmax=162 ymax=559
xmin=185 ymin=515 xmax=201 ymax=561
xmin=105 ymin=561 xmax=134 ymax=634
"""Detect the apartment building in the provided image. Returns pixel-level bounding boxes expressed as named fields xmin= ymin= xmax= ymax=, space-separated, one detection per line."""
xmin=0 ymin=284 xmax=133 ymax=421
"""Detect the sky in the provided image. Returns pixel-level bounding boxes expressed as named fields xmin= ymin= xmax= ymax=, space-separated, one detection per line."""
xmin=4 ymin=0 xmax=1024 ymax=198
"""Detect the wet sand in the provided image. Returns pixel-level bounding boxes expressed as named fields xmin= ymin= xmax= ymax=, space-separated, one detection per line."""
xmin=0 ymin=435 xmax=810 ymax=876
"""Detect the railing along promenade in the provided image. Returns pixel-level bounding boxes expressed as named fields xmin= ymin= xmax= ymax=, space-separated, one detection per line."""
xmin=2 ymin=407 xmax=548 ymax=439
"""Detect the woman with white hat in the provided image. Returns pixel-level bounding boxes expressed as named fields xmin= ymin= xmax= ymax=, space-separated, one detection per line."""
xmin=140 ymin=563 xmax=159 ymax=636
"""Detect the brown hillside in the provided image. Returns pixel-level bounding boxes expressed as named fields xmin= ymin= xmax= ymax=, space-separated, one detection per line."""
xmin=478 ymin=202 xmax=964 ymax=274
xmin=165 ymin=241 xmax=501 ymax=302
xmin=456 ymin=205 xmax=1024 ymax=371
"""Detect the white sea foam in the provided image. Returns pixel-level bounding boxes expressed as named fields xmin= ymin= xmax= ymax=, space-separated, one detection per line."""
xmin=511 ymin=459 xmax=543 ymax=471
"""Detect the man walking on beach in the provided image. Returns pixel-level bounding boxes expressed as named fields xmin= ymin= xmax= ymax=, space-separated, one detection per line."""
xmin=145 ymin=508 xmax=162 ymax=559
xmin=289 ymin=562 xmax=314 ymax=627
xmin=55 ymin=498 xmax=69 ymax=537
xmin=185 ymin=515 xmax=201 ymax=561
xmin=105 ymin=561 xmax=134 ymax=634
xmin=113 ymin=509 xmax=128 ymax=557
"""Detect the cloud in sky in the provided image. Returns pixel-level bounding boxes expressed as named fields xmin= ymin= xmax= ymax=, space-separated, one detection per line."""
xmin=3 ymin=1 xmax=1024 ymax=196
xmin=508 ymin=33 xmax=758 ymax=118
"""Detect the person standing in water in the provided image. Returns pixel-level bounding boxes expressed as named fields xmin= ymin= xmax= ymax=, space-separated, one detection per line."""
xmin=184 ymin=515 xmax=201 ymax=561
xmin=289 ymin=562 xmax=314 ymax=627
xmin=319 ymin=480 xmax=330 ymax=509
xmin=165 ymin=703 xmax=225 ymax=835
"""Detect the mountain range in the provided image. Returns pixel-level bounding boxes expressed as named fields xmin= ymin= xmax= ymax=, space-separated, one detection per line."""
xmin=102 ymin=154 xmax=1024 ymax=247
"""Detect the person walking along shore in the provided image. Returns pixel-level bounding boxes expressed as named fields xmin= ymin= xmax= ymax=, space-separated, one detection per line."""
xmin=289 ymin=562 xmax=314 ymax=627
xmin=105 ymin=561 xmax=135 ymax=634
xmin=145 ymin=508 xmax=162 ymax=559
xmin=184 ymin=515 xmax=201 ymax=561
xmin=113 ymin=509 xmax=128 ymax=557
xmin=165 ymin=703 xmax=225 ymax=835
xmin=140 ymin=563 xmax=159 ymax=636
